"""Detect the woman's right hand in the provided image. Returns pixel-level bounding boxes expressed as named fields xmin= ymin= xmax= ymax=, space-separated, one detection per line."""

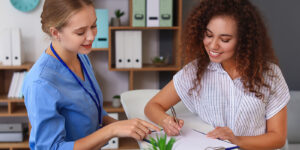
xmin=109 ymin=118 xmax=160 ymax=141
xmin=160 ymin=115 xmax=184 ymax=136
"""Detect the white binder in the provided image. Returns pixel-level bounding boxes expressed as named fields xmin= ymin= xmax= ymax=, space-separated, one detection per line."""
xmin=102 ymin=113 xmax=119 ymax=149
xmin=0 ymin=29 xmax=12 ymax=65
xmin=147 ymin=0 xmax=160 ymax=27
xmin=11 ymin=28 xmax=22 ymax=66
xmin=124 ymin=31 xmax=133 ymax=68
xmin=132 ymin=31 xmax=142 ymax=68
xmin=115 ymin=31 xmax=125 ymax=68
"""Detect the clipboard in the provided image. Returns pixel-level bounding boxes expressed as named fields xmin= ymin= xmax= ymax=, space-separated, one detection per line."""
xmin=145 ymin=127 xmax=239 ymax=150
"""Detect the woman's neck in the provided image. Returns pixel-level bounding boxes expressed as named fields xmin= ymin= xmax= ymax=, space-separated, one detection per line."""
xmin=47 ymin=41 xmax=79 ymax=66
xmin=221 ymin=59 xmax=240 ymax=80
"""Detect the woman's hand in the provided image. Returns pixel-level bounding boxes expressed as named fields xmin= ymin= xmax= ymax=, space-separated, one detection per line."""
xmin=207 ymin=126 xmax=239 ymax=143
xmin=160 ymin=115 xmax=184 ymax=136
xmin=109 ymin=118 xmax=160 ymax=141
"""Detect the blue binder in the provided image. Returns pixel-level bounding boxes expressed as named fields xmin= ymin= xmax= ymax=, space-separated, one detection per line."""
xmin=92 ymin=9 xmax=109 ymax=48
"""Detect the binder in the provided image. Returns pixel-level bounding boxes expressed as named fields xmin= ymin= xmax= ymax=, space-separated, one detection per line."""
xmin=147 ymin=0 xmax=160 ymax=27
xmin=0 ymin=29 xmax=12 ymax=65
xmin=92 ymin=9 xmax=109 ymax=48
xmin=159 ymin=0 xmax=173 ymax=27
xmin=102 ymin=113 xmax=119 ymax=149
xmin=124 ymin=31 xmax=133 ymax=68
xmin=11 ymin=28 xmax=23 ymax=66
xmin=132 ymin=0 xmax=146 ymax=27
xmin=131 ymin=31 xmax=142 ymax=68
xmin=8 ymin=72 xmax=17 ymax=98
xmin=115 ymin=31 xmax=125 ymax=68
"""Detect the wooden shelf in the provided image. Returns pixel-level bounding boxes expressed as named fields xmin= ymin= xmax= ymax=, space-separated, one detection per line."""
xmin=0 ymin=136 xmax=29 ymax=148
xmin=0 ymin=63 xmax=33 ymax=70
xmin=103 ymin=101 xmax=124 ymax=113
xmin=109 ymin=26 xmax=179 ymax=30
xmin=109 ymin=64 xmax=181 ymax=72
xmin=0 ymin=96 xmax=24 ymax=103
xmin=91 ymin=48 xmax=108 ymax=51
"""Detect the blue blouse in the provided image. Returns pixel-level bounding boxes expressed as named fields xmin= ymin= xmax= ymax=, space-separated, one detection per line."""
xmin=22 ymin=51 xmax=107 ymax=150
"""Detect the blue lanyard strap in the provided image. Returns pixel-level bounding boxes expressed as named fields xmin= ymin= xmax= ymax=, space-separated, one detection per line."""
xmin=50 ymin=43 xmax=102 ymax=125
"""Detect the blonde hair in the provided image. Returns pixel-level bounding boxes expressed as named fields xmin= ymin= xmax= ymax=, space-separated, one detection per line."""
xmin=41 ymin=0 xmax=94 ymax=36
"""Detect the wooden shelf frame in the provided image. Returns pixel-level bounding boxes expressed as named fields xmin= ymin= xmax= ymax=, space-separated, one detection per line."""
xmin=108 ymin=0 xmax=183 ymax=90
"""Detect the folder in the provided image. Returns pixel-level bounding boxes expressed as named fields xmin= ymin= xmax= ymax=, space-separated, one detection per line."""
xmin=147 ymin=0 xmax=160 ymax=27
xmin=0 ymin=29 xmax=12 ymax=65
xmin=11 ymin=28 xmax=23 ymax=66
xmin=132 ymin=0 xmax=146 ymax=27
xmin=159 ymin=0 xmax=173 ymax=27
xmin=124 ymin=31 xmax=133 ymax=68
xmin=131 ymin=31 xmax=142 ymax=68
xmin=92 ymin=9 xmax=109 ymax=48
xmin=115 ymin=31 xmax=125 ymax=68
xmin=102 ymin=113 xmax=119 ymax=149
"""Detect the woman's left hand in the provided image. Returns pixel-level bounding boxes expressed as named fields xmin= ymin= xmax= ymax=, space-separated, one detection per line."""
xmin=207 ymin=126 xmax=238 ymax=143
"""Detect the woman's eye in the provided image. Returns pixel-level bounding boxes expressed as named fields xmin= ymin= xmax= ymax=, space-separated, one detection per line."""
xmin=77 ymin=32 xmax=85 ymax=36
xmin=221 ymin=39 xmax=230 ymax=43
xmin=205 ymin=33 xmax=213 ymax=38
xmin=91 ymin=25 xmax=97 ymax=29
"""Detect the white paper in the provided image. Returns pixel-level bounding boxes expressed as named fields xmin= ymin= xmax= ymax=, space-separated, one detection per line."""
xmin=146 ymin=126 xmax=237 ymax=150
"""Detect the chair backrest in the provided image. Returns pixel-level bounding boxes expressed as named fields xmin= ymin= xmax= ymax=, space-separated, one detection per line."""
xmin=120 ymin=89 xmax=192 ymax=124
xmin=287 ymin=90 xmax=300 ymax=143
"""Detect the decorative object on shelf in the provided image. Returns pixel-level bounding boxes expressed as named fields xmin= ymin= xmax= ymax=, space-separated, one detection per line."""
xmin=10 ymin=0 xmax=40 ymax=12
xmin=152 ymin=56 xmax=167 ymax=66
xmin=148 ymin=133 xmax=176 ymax=150
xmin=112 ymin=95 xmax=121 ymax=108
xmin=111 ymin=9 xmax=124 ymax=26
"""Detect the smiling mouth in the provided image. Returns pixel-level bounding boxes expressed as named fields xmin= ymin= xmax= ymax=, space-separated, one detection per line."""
xmin=82 ymin=44 xmax=92 ymax=49
xmin=209 ymin=50 xmax=222 ymax=57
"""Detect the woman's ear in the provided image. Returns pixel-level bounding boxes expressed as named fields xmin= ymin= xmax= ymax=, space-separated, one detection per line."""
xmin=50 ymin=27 xmax=60 ymax=41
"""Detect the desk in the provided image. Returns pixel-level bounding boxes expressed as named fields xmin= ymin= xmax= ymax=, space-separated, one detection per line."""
xmin=139 ymin=113 xmax=215 ymax=149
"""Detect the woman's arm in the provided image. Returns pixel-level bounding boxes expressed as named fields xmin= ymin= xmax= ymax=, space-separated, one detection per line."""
xmin=207 ymin=106 xmax=287 ymax=150
xmin=144 ymin=80 xmax=184 ymax=136
xmin=102 ymin=115 xmax=118 ymax=126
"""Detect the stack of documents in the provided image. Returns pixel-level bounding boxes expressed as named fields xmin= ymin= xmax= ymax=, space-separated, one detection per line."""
xmin=8 ymin=71 xmax=27 ymax=98
xmin=145 ymin=127 xmax=238 ymax=150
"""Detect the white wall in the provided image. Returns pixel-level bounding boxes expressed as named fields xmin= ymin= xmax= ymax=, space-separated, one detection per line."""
xmin=0 ymin=0 xmax=159 ymax=101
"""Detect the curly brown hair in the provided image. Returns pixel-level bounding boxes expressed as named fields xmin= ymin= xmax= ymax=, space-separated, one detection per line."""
xmin=182 ymin=0 xmax=278 ymax=100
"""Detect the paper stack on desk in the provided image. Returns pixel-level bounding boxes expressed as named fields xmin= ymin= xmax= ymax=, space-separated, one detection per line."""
xmin=146 ymin=126 xmax=238 ymax=150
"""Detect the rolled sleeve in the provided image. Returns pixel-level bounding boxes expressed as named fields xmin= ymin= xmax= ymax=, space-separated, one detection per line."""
xmin=266 ymin=64 xmax=290 ymax=120
xmin=25 ymin=80 xmax=75 ymax=150
xmin=173 ymin=61 xmax=198 ymax=113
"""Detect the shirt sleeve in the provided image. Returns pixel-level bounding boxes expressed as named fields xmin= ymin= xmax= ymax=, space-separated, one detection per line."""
xmin=173 ymin=60 xmax=198 ymax=113
xmin=24 ymin=80 xmax=74 ymax=150
xmin=265 ymin=64 xmax=290 ymax=119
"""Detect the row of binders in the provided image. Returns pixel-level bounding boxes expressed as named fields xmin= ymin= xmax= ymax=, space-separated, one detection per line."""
xmin=7 ymin=72 xmax=27 ymax=98
xmin=0 ymin=28 xmax=23 ymax=66
xmin=132 ymin=0 xmax=173 ymax=27
xmin=115 ymin=31 xmax=142 ymax=68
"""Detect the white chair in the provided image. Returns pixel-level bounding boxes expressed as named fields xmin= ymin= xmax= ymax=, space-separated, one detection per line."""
xmin=287 ymin=91 xmax=300 ymax=150
xmin=120 ymin=89 xmax=214 ymax=132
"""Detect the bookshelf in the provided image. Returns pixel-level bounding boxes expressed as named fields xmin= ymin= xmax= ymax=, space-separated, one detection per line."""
xmin=108 ymin=0 xmax=183 ymax=90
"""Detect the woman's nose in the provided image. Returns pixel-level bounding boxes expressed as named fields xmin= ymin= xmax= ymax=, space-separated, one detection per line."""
xmin=86 ymin=29 xmax=95 ymax=41
xmin=209 ymin=39 xmax=219 ymax=50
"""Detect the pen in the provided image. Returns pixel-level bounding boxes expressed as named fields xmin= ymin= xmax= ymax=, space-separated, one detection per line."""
xmin=170 ymin=106 xmax=181 ymax=135
xmin=225 ymin=146 xmax=240 ymax=150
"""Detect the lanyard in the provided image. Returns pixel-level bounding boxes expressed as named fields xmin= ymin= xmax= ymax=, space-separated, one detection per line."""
xmin=50 ymin=43 xmax=102 ymax=125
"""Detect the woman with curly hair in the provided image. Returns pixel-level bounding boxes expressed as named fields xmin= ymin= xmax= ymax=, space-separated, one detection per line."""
xmin=145 ymin=0 xmax=290 ymax=149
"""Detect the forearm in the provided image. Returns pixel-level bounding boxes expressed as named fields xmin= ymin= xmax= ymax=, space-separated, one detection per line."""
xmin=234 ymin=132 xmax=286 ymax=150
xmin=145 ymin=102 xmax=169 ymax=126
xmin=102 ymin=115 xmax=118 ymax=126
xmin=74 ymin=125 xmax=113 ymax=150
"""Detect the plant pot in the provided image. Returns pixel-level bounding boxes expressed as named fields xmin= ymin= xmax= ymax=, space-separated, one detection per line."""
xmin=112 ymin=98 xmax=121 ymax=108
xmin=111 ymin=18 xmax=121 ymax=26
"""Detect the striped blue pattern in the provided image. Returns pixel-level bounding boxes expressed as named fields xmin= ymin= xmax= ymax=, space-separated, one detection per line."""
xmin=173 ymin=60 xmax=290 ymax=136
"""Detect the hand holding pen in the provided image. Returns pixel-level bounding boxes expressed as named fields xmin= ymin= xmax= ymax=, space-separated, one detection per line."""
xmin=160 ymin=106 xmax=184 ymax=136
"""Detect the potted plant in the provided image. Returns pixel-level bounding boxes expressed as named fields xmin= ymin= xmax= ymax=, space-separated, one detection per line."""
xmin=148 ymin=133 xmax=176 ymax=150
xmin=111 ymin=9 xmax=124 ymax=26
xmin=112 ymin=95 xmax=121 ymax=108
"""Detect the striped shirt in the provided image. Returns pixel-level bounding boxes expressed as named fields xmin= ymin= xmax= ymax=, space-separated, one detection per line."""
xmin=173 ymin=60 xmax=290 ymax=136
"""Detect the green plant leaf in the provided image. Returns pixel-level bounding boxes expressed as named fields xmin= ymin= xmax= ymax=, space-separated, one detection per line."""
xmin=166 ymin=137 xmax=176 ymax=150
xmin=150 ymin=137 xmax=158 ymax=150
